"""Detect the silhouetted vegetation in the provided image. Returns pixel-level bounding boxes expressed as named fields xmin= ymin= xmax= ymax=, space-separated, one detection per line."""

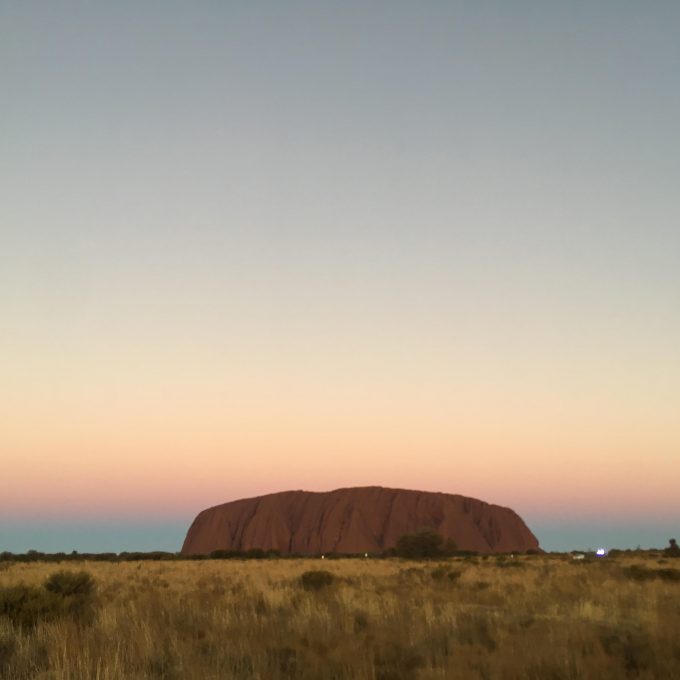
xmin=0 ymin=541 xmax=675 ymax=565
xmin=388 ymin=529 xmax=458 ymax=559
xmin=666 ymin=538 xmax=680 ymax=557
xmin=0 ymin=550 xmax=179 ymax=563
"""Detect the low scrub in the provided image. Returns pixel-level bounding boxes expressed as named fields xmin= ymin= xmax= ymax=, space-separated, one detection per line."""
xmin=390 ymin=530 xmax=458 ymax=559
xmin=665 ymin=539 xmax=680 ymax=558
xmin=44 ymin=570 xmax=96 ymax=597
xmin=431 ymin=566 xmax=464 ymax=582
xmin=0 ymin=570 xmax=97 ymax=629
xmin=624 ymin=565 xmax=680 ymax=582
xmin=300 ymin=570 xmax=335 ymax=591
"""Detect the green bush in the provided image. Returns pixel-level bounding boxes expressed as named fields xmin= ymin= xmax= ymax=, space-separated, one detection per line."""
xmin=300 ymin=570 xmax=334 ymax=591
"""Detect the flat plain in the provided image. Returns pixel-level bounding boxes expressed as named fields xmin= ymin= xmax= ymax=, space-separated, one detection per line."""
xmin=1 ymin=554 xmax=679 ymax=679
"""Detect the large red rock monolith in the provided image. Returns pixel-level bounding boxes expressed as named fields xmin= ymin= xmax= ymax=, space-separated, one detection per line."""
xmin=181 ymin=486 xmax=539 ymax=555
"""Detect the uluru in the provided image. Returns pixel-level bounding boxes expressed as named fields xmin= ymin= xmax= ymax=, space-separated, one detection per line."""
xmin=181 ymin=486 xmax=539 ymax=555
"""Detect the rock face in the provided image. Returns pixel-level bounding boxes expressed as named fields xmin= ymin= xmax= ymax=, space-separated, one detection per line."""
xmin=181 ymin=487 xmax=539 ymax=555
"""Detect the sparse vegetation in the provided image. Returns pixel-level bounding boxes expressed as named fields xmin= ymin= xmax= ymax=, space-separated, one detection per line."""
xmin=0 ymin=554 xmax=678 ymax=678
xmin=666 ymin=538 xmax=680 ymax=557
xmin=43 ymin=570 xmax=96 ymax=597
xmin=300 ymin=569 xmax=335 ymax=590
xmin=390 ymin=529 xmax=458 ymax=559
xmin=0 ymin=570 xmax=97 ymax=630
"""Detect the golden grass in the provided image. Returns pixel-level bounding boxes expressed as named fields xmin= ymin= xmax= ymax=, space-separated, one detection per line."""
xmin=1 ymin=555 xmax=679 ymax=679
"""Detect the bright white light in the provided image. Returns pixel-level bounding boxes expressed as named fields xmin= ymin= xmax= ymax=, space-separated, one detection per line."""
xmin=596 ymin=548 xmax=606 ymax=557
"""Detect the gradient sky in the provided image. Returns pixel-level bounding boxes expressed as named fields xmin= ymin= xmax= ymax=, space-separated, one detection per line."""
xmin=2 ymin=1 xmax=679 ymax=553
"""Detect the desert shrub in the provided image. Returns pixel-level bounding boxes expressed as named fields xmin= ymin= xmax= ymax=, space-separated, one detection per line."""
xmin=44 ymin=570 xmax=97 ymax=622
xmin=374 ymin=641 xmax=425 ymax=680
xmin=656 ymin=568 xmax=680 ymax=582
xmin=0 ymin=584 xmax=62 ymax=628
xmin=430 ymin=565 xmax=463 ymax=582
xmin=0 ymin=629 xmax=16 ymax=667
xmin=666 ymin=539 xmax=680 ymax=558
xmin=497 ymin=559 xmax=524 ymax=568
xmin=455 ymin=611 xmax=497 ymax=651
xmin=44 ymin=570 xmax=95 ymax=597
xmin=300 ymin=570 xmax=334 ymax=590
xmin=209 ymin=548 xmax=272 ymax=560
xmin=624 ymin=565 xmax=680 ymax=583
xmin=210 ymin=550 xmax=242 ymax=559
xmin=599 ymin=628 xmax=655 ymax=673
xmin=393 ymin=530 xmax=456 ymax=559
xmin=431 ymin=566 xmax=448 ymax=580
xmin=353 ymin=609 xmax=369 ymax=633
xmin=627 ymin=565 xmax=652 ymax=582
xmin=0 ymin=571 xmax=97 ymax=628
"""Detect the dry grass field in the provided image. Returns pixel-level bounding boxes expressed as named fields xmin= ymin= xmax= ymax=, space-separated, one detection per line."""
xmin=1 ymin=554 xmax=679 ymax=679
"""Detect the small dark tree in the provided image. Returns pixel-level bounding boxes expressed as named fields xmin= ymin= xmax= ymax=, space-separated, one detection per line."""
xmin=666 ymin=538 xmax=680 ymax=557
xmin=394 ymin=530 xmax=452 ymax=559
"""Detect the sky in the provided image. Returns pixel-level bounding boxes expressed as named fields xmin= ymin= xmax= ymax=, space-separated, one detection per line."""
xmin=2 ymin=1 xmax=679 ymax=553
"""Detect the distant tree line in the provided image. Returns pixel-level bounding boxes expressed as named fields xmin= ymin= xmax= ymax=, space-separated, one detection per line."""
xmin=0 ymin=541 xmax=471 ymax=563
xmin=4 ymin=534 xmax=672 ymax=563
xmin=0 ymin=550 xmax=181 ymax=563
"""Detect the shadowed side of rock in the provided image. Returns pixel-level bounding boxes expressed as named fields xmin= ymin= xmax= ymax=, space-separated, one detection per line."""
xmin=181 ymin=487 xmax=540 ymax=555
